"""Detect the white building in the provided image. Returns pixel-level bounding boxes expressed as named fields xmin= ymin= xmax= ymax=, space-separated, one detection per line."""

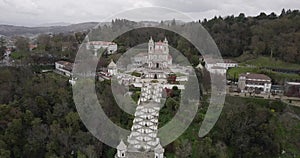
xmin=209 ymin=66 xmax=227 ymax=75
xmin=147 ymin=37 xmax=172 ymax=69
xmin=204 ymin=58 xmax=238 ymax=74
xmin=55 ymin=61 xmax=78 ymax=85
xmin=175 ymin=76 xmax=188 ymax=82
xmin=4 ymin=48 xmax=11 ymax=57
xmin=86 ymin=36 xmax=118 ymax=55
xmin=154 ymin=144 xmax=164 ymax=158
xmin=132 ymin=37 xmax=172 ymax=69
xmin=116 ymin=140 xmax=127 ymax=158
xmin=238 ymin=73 xmax=272 ymax=93
xmin=55 ymin=61 xmax=73 ymax=77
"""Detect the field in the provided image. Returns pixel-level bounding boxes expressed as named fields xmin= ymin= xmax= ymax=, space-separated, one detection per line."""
xmin=240 ymin=56 xmax=300 ymax=70
xmin=228 ymin=56 xmax=300 ymax=83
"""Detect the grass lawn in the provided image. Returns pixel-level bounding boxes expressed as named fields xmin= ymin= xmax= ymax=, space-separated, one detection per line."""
xmin=228 ymin=56 xmax=300 ymax=83
xmin=240 ymin=56 xmax=300 ymax=70
xmin=10 ymin=51 xmax=25 ymax=59
xmin=227 ymin=67 xmax=260 ymax=80
xmin=227 ymin=67 xmax=300 ymax=83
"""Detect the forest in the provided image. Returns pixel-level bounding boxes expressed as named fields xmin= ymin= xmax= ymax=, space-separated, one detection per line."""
xmin=202 ymin=9 xmax=300 ymax=64
xmin=0 ymin=67 xmax=299 ymax=157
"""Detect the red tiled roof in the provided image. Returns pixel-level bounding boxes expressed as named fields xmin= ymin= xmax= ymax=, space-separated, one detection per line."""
xmin=56 ymin=61 xmax=73 ymax=71
xmin=286 ymin=82 xmax=300 ymax=86
xmin=29 ymin=44 xmax=37 ymax=49
xmin=155 ymin=41 xmax=164 ymax=45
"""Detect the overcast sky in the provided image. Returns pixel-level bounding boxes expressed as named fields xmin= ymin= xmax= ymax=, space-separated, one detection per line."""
xmin=0 ymin=0 xmax=299 ymax=26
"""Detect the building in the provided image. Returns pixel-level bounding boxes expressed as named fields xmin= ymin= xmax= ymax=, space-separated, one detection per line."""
xmin=86 ymin=36 xmax=118 ymax=55
xmin=132 ymin=37 xmax=172 ymax=69
xmin=147 ymin=37 xmax=172 ymax=69
xmin=204 ymin=57 xmax=238 ymax=74
xmin=55 ymin=61 xmax=73 ymax=77
xmin=129 ymin=37 xmax=173 ymax=80
xmin=29 ymin=44 xmax=38 ymax=51
xmin=284 ymin=82 xmax=300 ymax=97
xmin=271 ymin=85 xmax=284 ymax=95
xmin=4 ymin=48 xmax=11 ymax=57
xmin=238 ymin=73 xmax=272 ymax=93
xmin=209 ymin=66 xmax=227 ymax=75
xmin=218 ymin=59 xmax=239 ymax=69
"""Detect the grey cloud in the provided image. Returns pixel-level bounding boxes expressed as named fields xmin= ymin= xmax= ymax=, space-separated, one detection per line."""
xmin=0 ymin=0 xmax=299 ymax=26
xmin=148 ymin=0 xmax=221 ymax=12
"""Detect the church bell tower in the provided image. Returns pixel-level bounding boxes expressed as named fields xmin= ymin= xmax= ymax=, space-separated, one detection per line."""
xmin=148 ymin=37 xmax=154 ymax=53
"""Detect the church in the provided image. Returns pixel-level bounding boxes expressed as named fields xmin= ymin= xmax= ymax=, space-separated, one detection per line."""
xmin=132 ymin=37 xmax=172 ymax=70
xmin=147 ymin=37 xmax=172 ymax=69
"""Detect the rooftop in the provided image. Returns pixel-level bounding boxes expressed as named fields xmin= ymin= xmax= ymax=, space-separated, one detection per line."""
xmin=108 ymin=60 xmax=117 ymax=68
xmin=286 ymin=82 xmax=300 ymax=86
xmin=56 ymin=61 xmax=73 ymax=71
xmin=240 ymin=73 xmax=271 ymax=81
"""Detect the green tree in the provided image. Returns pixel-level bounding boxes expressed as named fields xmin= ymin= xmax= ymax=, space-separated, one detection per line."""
xmin=15 ymin=36 xmax=29 ymax=52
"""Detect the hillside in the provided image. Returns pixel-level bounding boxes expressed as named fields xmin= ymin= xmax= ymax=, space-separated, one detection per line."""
xmin=0 ymin=22 xmax=99 ymax=36
xmin=0 ymin=67 xmax=299 ymax=157
xmin=202 ymin=9 xmax=300 ymax=64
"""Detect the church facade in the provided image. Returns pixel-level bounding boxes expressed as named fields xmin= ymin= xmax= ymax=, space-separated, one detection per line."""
xmin=147 ymin=37 xmax=172 ymax=69
xmin=132 ymin=37 xmax=172 ymax=70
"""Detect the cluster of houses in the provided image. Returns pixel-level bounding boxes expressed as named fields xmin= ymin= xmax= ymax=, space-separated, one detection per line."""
xmin=53 ymin=36 xmax=300 ymax=99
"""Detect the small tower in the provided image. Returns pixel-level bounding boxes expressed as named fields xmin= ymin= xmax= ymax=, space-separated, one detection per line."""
xmin=154 ymin=143 xmax=164 ymax=158
xmin=162 ymin=37 xmax=169 ymax=54
xmin=86 ymin=35 xmax=90 ymax=50
xmin=116 ymin=140 xmax=127 ymax=158
xmin=163 ymin=37 xmax=168 ymax=44
xmin=148 ymin=37 xmax=154 ymax=53
xmin=108 ymin=60 xmax=117 ymax=76
xmin=86 ymin=34 xmax=90 ymax=43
